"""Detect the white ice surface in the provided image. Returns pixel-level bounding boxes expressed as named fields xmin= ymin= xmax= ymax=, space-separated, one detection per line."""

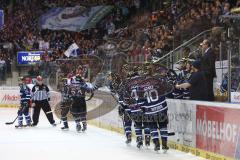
xmin=0 ymin=108 xmax=205 ymax=160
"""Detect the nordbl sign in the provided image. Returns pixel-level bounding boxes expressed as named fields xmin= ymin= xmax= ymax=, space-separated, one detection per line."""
xmin=17 ymin=51 xmax=45 ymax=65
xmin=17 ymin=51 xmax=52 ymax=65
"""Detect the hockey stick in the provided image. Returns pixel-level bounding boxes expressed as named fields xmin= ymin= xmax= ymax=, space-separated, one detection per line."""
xmin=5 ymin=102 xmax=30 ymax=125
xmin=167 ymin=132 xmax=175 ymax=136
xmin=5 ymin=104 xmax=27 ymax=125
xmin=5 ymin=116 xmax=18 ymax=125
xmin=46 ymin=106 xmax=69 ymax=114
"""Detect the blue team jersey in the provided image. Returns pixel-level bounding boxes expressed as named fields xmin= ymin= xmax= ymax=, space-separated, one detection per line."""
xmin=123 ymin=76 xmax=171 ymax=115
xmin=137 ymin=76 xmax=171 ymax=115
xmin=123 ymin=76 xmax=144 ymax=114
xmin=139 ymin=84 xmax=167 ymax=115
xmin=20 ymin=85 xmax=31 ymax=103
xmin=61 ymin=85 xmax=70 ymax=102
xmin=67 ymin=76 xmax=92 ymax=98
xmin=179 ymin=70 xmax=191 ymax=100
xmin=172 ymin=87 xmax=183 ymax=99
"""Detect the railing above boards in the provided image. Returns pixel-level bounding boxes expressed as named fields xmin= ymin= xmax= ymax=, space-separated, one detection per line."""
xmin=153 ymin=29 xmax=214 ymax=66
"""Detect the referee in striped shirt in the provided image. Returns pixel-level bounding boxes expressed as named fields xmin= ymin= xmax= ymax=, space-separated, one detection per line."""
xmin=31 ymin=75 xmax=56 ymax=126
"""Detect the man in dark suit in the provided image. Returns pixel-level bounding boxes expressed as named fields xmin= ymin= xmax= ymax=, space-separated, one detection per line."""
xmin=200 ymin=39 xmax=216 ymax=101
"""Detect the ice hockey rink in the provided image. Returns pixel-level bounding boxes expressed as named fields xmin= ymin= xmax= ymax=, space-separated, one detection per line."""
xmin=0 ymin=108 xmax=205 ymax=160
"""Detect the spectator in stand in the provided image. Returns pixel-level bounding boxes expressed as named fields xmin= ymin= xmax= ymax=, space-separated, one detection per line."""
xmin=0 ymin=55 xmax=6 ymax=81
xmin=151 ymin=12 xmax=158 ymax=26
xmin=211 ymin=6 xmax=222 ymax=26
xmin=182 ymin=47 xmax=191 ymax=58
xmin=106 ymin=20 xmax=116 ymax=36
xmin=223 ymin=2 xmax=231 ymax=15
xmin=237 ymin=0 xmax=240 ymax=7
xmin=5 ymin=55 xmax=12 ymax=74
xmin=28 ymin=66 xmax=40 ymax=77
xmin=1 ymin=0 xmax=239 ymax=72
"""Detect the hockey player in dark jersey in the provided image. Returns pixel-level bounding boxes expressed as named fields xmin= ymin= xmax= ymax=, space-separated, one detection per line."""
xmin=61 ymin=66 xmax=95 ymax=132
xmin=123 ymin=84 xmax=144 ymax=148
xmin=170 ymin=69 xmax=183 ymax=99
xmin=118 ymin=95 xmax=132 ymax=144
xmin=59 ymin=78 xmax=71 ymax=130
xmin=178 ymin=62 xmax=192 ymax=100
xmin=109 ymin=68 xmax=133 ymax=145
xmin=137 ymin=65 xmax=171 ymax=152
xmin=138 ymin=65 xmax=152 ymax=147
xmin=109 ymin=65 xmax=152 ymax=148
xmin=122 ymin=68 xmax=150 ymax=149
xmin=173 ymin=58 xmax=194 ymax=100
xmin=15 ymin=77 xmax=32 ymax=128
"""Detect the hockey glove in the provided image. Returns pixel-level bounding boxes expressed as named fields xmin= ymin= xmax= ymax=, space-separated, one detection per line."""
xmin=118 ymin=105 xmax=124 ymax=117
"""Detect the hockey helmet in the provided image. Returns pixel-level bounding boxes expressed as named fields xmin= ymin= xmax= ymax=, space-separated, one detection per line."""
xmin=36 ymin=75 xmax=43 ymax=82
xmin=76 ymin=65 xmax=84 ymax=75
xmin=20 ymin=76 xmax=31 ymax=84
xmin=24 ymin=77 xmax=32 ymax=84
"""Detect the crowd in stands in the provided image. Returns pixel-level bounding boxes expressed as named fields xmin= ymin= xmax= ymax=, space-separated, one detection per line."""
xmin=0 ymin=0 xmax=136 ymax=56
xmin=126 ymin=0 xmax=240 ymax=61
xmin=0 ymin=0 xmax=172 ymax=51
xmin=0 ymin=49 xmax=12 ymax=81
xmin=127 ymin=0 xmax=240 ymax=60
xmin=0 ymin=0 xmax=239 ymax=80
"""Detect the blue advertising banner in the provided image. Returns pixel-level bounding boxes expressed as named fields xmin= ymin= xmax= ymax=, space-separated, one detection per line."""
xmin=17 ymin=51 xmax=46 ymax=65
xmin=0 ymin=10 xmax=4 ymax=29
